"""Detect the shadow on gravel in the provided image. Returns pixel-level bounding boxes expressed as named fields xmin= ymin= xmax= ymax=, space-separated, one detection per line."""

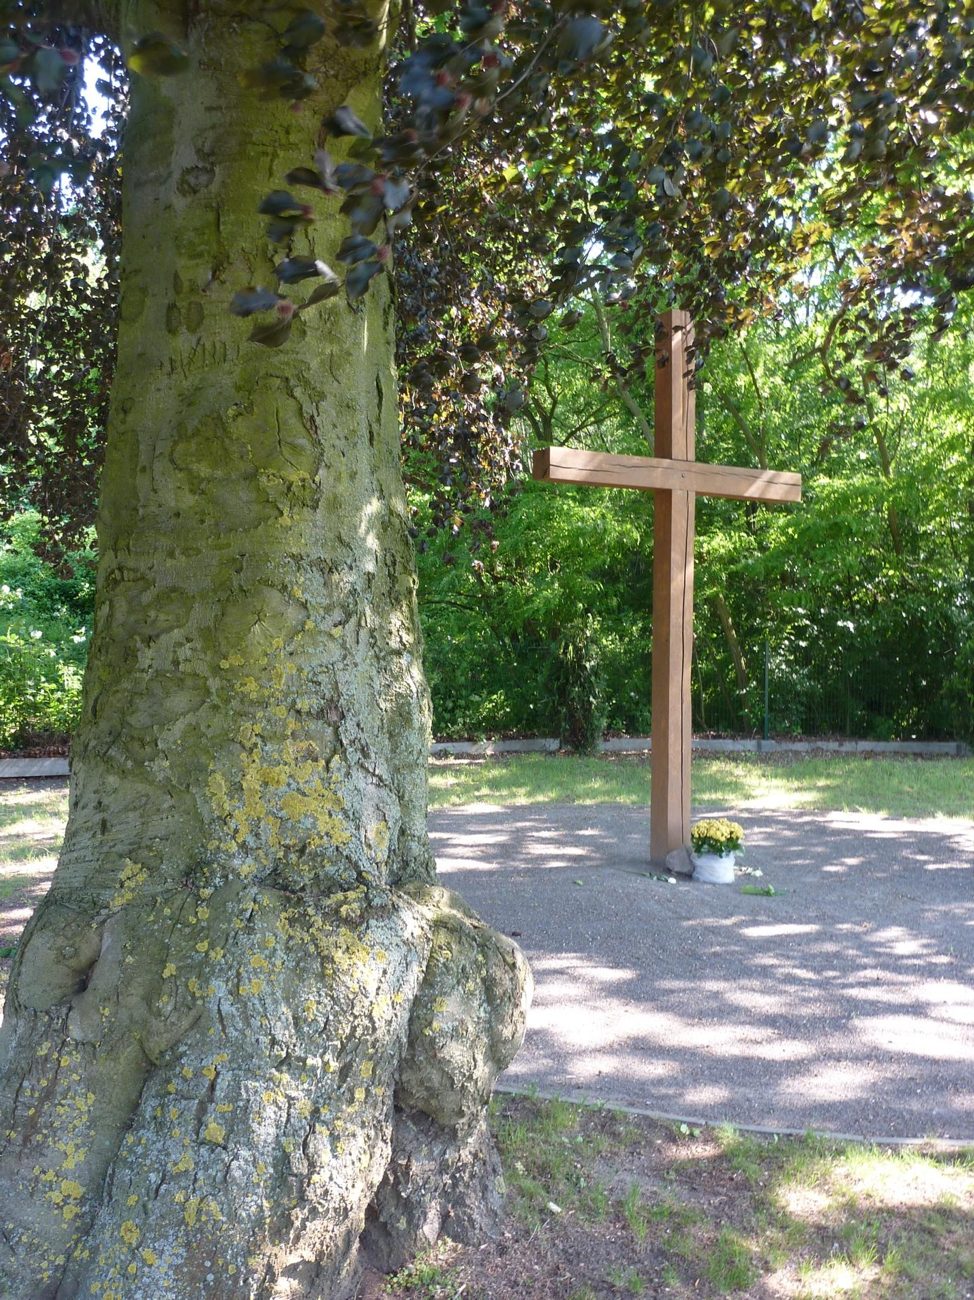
xmin=431 ymin=804 xmax=974 ymax=1140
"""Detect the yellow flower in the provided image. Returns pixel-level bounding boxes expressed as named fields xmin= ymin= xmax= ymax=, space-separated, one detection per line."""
xmin=691 ymin=817 xmax=744 ymax=855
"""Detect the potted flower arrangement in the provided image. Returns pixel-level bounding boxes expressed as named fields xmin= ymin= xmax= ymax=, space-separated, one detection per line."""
xmin=690 ymin=818 xmax=744 ymax=884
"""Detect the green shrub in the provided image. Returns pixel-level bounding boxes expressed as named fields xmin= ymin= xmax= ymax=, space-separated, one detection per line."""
xmin=554 ymin=618 xmax=607 ymax=754
xmin=0 ymin=514 xmax=94 ymax=749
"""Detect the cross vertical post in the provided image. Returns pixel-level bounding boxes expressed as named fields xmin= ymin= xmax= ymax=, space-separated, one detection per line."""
xmin=531 ymin=315 xmax=800 ymax=873
xmin=650 ymin=311 xmax=695 ymax=865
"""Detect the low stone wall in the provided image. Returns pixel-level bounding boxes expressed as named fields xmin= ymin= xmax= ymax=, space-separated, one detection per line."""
xmin=431 ymin=736 xmax=970 ymax=757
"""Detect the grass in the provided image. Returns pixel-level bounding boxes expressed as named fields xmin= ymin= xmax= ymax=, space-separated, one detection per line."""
xmin=0 ymin=783 xmax=70 ymax=991
xmin=382 ymin=1095 xmax=974 ymax=1299
xmin=385 ymin=1259 xmax=460 ymax=1295
xmin=0 ymin=783 xmax=68 ymax=876
xmin=429 ymin=752 xmax=974 ymax=820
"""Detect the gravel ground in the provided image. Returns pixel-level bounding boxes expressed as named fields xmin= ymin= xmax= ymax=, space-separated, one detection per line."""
xmin=432 ymin=802 xmax=974 ymax=1141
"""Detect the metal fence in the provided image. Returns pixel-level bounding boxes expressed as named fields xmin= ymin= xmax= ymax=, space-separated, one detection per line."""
xmin=692 ymin=637 xmax=966 ymax=742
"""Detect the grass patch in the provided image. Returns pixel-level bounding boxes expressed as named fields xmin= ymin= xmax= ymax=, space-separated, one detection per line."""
xmin=706 ymin=1228 xmax=759 ymax=1291
xmin=0 ymin=782 xmax=69 ymax=876
xmin=428 ymin=752 xmax=974 ymax=819
xmin=385 ymin=1254 xmax=461 ymax=1297
xmin=377 ymin=1096 xmax=974 ymax=1300
xmin=0 ymin=781 xmax=70 ymax=1001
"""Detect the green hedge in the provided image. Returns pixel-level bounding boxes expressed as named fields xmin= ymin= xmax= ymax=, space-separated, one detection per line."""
xmin=0 ymin=514 xmax=94 ymax=749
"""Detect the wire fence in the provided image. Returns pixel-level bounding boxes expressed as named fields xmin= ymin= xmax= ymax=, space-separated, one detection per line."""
xmin=691 ymin=638 xmax=957 ymax=741
xmin=424 ymin=620 xmax=972 ymax=743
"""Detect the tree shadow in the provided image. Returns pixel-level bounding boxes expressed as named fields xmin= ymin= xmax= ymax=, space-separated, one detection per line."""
xmin=432 ymin=802 xmax=974 ymax=1139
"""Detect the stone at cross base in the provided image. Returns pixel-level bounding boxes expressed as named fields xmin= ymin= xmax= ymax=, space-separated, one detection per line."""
xmin=534 ymin=310 xmax=802 ymax=873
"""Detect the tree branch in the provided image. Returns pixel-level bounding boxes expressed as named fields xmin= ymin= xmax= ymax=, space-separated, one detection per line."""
xmin=712 ymin=381 xmax=767 ymax=469
xmin=588 ymin=288 xmax=654 ymax=447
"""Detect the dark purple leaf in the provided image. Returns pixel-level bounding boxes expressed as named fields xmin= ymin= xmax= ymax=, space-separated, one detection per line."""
xmin=342 ymin=193 xmax=384 ymax=236
xmin=299 ymin=280 xmax=343 ymax=309
xmin=282 ymin=9 xmax=326 ymax=49
xmin=326 ymin=105 xmax=372 ymax=139
xmin=345 ymin=259 xmax=383 ymax=299
xmin=258 ymin=190 xmax=306 ymax=217
xmin=230 ymin=286 xmax=282 ymax=316
xmin=335 ymin=162 xmax=375 ymax=191
xmin=275 ymin=257 xmax=337 ymax=284
xmin=337 ymin=234 xmax=379 ymax=265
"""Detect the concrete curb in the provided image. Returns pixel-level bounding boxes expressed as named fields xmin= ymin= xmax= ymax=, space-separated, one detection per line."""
xmin=494 ymin=1083 xmax=974 ymax=1151
xmin=3 ymin=737 xmax=969 ymax=779
xmin=432 ymin=737 xmax=970 ymax=757
xmin=0 ymin=757 xmax=69 ymax=778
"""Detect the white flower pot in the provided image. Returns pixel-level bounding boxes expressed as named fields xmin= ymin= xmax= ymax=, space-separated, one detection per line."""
xmin=691 ymin=850 xmax=736 ymax=885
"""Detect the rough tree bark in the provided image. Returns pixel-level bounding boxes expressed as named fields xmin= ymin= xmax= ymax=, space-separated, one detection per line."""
xmin=0 ymin=4 xmax=531 ymax=1297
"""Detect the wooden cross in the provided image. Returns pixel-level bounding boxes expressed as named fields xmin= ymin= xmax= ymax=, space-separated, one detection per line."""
xmin=533 ymin=310 xmax=802 ymax=870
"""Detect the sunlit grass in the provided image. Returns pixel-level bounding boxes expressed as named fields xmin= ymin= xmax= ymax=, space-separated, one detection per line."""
xmin=429 ymin=753 xmax=974 ymax=820
xmin=0 ymin=784 xmax=68 ymax=881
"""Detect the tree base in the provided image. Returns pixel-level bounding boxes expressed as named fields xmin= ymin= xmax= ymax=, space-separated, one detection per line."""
xmin=0 ymin=880 xmax=531 ymax=1299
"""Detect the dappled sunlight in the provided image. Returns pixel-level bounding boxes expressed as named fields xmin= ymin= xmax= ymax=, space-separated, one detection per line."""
xmin=793 ymin=1257 xmax=880 ymax=1296
xmin=779 ymin=1062 xmax=884 ymax=1102
xmin=838 ymin=1151 xmax=974 ymax=1208
xmin=739 ymin=923 xmax=820 ymax=938
xmin=857 ymin=1015 xmax=974 ymax=1061
xmin=776 ymin=1182 xmax=834 ymax=1218
xmin=434 ymin=800 xmax=974 ymax=1138
xmin=0 ymin=786 xmax=67 ymax=958
xmin=0 ymin=854 xmax=57 ymax=883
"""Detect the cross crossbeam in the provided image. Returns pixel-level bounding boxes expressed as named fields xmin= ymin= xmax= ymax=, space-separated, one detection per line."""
xmin=532 ymin=310 xmax=802 ymax=870
xmin=533 ymin=447 xmax=801 ymax=504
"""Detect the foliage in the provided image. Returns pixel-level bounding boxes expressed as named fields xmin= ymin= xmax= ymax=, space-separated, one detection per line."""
xmin=689 ymin=817 xmax=744 ymax=856
xmin=1 ymin=2 xmax=973 ymax=747
xmin=0 ymin=512 xmax=93 ymax=747
xmin=6 ymin=0 xmax=974 ymax=550
xmin=553 ymin=616 xmax=607 ymax=754
xmin=416 ymin=467 xmax=654 ymax=739
xmin=0 ymin=28 xmax=123 ymax=565
xmin=416 ymin=294 xmax=974 ymax=743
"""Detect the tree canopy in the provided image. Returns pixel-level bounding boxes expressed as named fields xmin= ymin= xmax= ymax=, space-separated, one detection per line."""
xmin=3 ymin=0 xmax=974 ymax=551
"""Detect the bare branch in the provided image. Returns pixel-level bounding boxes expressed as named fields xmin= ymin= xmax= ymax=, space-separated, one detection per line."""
xmin=589 ymin=288 xmax=654 ymax=447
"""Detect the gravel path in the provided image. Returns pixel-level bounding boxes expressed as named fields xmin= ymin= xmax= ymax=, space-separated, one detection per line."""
xmin=431 ymin=802 xmax=974 ymax=1141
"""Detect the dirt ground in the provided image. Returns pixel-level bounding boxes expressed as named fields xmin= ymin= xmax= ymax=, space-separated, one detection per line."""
xmin=378 ymin=1094 xmax=974 ymax=1300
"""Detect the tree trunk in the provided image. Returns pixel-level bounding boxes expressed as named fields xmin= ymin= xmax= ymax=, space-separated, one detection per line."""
xmin=712 ymin=593 xmax=748 ymax=694
xmin=872 ymin=424 xmax=904 ymax=557
xmin=0 ymin=6 xmax=531 ymax=1298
